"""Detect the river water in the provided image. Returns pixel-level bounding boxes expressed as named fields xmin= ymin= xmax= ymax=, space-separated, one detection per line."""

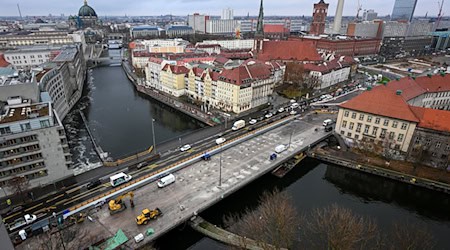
xmin=63 ymin=50 xmax=450 ymax=249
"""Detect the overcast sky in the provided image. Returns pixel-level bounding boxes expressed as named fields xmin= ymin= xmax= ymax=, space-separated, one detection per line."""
xmin=0 ymin=0 xmax=444 ymax=17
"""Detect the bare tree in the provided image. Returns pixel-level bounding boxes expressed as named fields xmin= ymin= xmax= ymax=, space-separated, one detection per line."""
xmin=6 ymin=176 xmax=30 ymax=201
xmin=38 ymin=226 xmax=98 ymax=250
xmin=302 ymin=204 xmax=381 ymax=249
xmin=387 ymin=222 xmax=436 ymax=250
xmin=284 ymin=62 xmax=305 ymax=88
xmin=224 ymin=189 xmax=300 ymax=249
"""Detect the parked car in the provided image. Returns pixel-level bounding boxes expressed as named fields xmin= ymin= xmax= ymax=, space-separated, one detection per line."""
xmin=278 ymin=107 xmax=285 ymax=113
xmin=290 ymin=110 xmax=297 ymax=115
xmin=249 ymin=119 xmax=257 ymax=125
xmin=216 ymin=137 xmax=226 ymax=145
xmin=265 ymin=113 xmax=273 ymax=119
xmin=137 ymin=161 xmax=148 ymax=169
xmin=180 ymin=144 xmax=192 ymax=152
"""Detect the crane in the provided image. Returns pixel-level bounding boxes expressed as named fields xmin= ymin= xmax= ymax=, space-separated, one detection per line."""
xmin=437 ymin=0 xmax=445 ymax=28
xmin=356 ymin=0 xmax=363 ymax=20
xmin=108 ymin=191 xmax=135 ymax=215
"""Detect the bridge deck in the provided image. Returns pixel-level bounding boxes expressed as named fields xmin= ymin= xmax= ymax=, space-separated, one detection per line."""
xmin=16 ymin=115 xmax=331 ymax=249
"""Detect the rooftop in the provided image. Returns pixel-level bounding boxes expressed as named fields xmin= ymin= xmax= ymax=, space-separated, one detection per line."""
xmin=53 ymin=46 xmax=78 ymax=62
xmin=0 ymin=102 xmax=50 ymax=124
xmin=410 ymin=106 xmax=450 ymax=133
xmin=257 ymin=40 xmax=321 ymax=62
xmin=132 ymin=25 xmax=159 ymax=31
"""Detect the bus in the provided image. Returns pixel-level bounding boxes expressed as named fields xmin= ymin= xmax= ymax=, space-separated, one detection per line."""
xmin=109 ymin=172 xmax=132 ymax=187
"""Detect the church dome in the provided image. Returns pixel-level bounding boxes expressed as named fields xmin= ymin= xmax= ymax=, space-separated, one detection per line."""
xmin=78 ymin=0 xmax=97 ymax=17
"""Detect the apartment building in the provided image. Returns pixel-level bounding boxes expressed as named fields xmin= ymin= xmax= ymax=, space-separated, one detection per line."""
xmin=160 ymin=64 xmax=189 ymax=97
xmin=335 ymin=73 xmax=450 ymax=167
xmin=197 ymin=39 xmax=254 ymax=50
xmin=303 ymin=56 xmax=356 ymax=89
xmin=3 ymin=47 xmax=60 ymax=69
xmin=0 ymin=95 xmax=72 ymax=193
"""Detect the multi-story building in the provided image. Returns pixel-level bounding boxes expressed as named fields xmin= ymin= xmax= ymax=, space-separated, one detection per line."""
xmin=347 ymin=21 xmax=382 ymax=38
xmin=264 ymin=24 xmax=290 ymax=40
xmin=391 ymin=0 xmax=418 ymax=22
xmin=188 ymin=14 xmax=210 ymax=34
xmin=166 ymin=26 xmax=194 ymax=38
xmin=197 ymin=39 xmax=254 ymax=50
xmin=145 ymin=57 xmax=164 ymax=90
xmin=130 ymin=26 xmax=160 ymax=39
xmin=0 ymin=89 xmax=72 ymax=192
xmin=0 ymin=31 xmax=75 ymax=49
xmin=206 ymin=19 xmax=239 ymax=35
xmin=363 ymin=9 xmax=378 ymax=21
xmin=297 ymin=37 xmax=381 ymax=57
xmin=303 ymin=56 xmax=356 ymax=89
xmin=335 ymin=73 xmax=450 ymax=168
xmin=255 ymin=40 xmax=322 ymax=63
xmin=222 ymin=8 xmax=234 ymax=20
xmin=160 ymin=64 xmax=189 ymax=97
xmin=3 ymin=47 xmax=60 ymax=70
xmin=310 ymin=0 xmax=329 ymax=36
xmin=35 ymin=45 xmax=86 ymax=120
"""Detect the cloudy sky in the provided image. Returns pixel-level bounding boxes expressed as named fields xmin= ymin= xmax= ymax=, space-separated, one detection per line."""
xmin=0 ymin=0 xmax=444 ymax=17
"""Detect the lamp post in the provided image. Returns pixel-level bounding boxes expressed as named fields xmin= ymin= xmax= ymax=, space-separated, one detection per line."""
xmin=219 ymin=144 xmax=223 ymax=187
xmin=151 ymin=118 xmax=156 ymax=153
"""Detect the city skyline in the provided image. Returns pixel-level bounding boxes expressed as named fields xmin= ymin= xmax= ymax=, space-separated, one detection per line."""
xmin=0 ymin=0 xmax=443 ymax=17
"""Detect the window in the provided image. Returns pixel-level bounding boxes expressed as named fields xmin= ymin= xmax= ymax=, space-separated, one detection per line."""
xmin=426 ymin=138 xmax=431 ymax=146
xmin=398 ymin=134 xmax=404 ymax=142
xmin=380 ymin=129 xmax=387 ymax=138
xmin=20 ymin=123 xmax=31 ymax=131
xmin=367 ymin=116 xmax=372 ymax=122
xmin=375 ymin=118 xmax=380 ymax=124
xmin=392 ymin=121 xmax=398 ymax=128
xmin=342 ymin=121 xmax=347 ymax=128
xmin=40 ymin=120 xmax=50 ymax=128
xmin=372 ymin=127 xmax=378 ymax=136
xmin=0 ymin=127 xmax=11 ymax=135
xmin=356 ymin=123 xmax=362 ymax=133
xmin=349 ymin=122 xmax=354 ymax=130
xmin=384 ymin=119 xmax=389 ymax=126
xmin=359 ymin=114 xmax=364 ymax=121
xmin=389 ymin=132 xmax=395 ymax=140
xmin=401 ymin=123 xmax=407 ymax=130
xmin=344 ymin=111 xmax=349 ymax=117
xmin=340 ymin=131 xmax=344 ymax=135
xmin=446 ymin=144 xmax=450 ymax=151
xmin=436 ymin=142 xmax=441 ymax=148
xmin=351 ymin=112 xmax=356 ymax=119
xmin=364 ymin=125 xmax=370 ymax=134
xmin=355 ymin=134 xmax=359 ymax=139
xmin=347 ymin=132 xmax=352 ymax=137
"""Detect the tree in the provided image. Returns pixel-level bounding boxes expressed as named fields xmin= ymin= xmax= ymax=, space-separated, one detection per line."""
xmin=284 ymin=62 xmax=305 ymax=88
xmin=302 ymin=204 xmax=380 ymax=249
xmin=6 ymin=176 xmax=30 ymax=201
xmin=38 ymin=226 xmax=98 ymax=250
xmin=224 ymin=189 xmax=300 ymax=249
xmin=387 ymin=222 xmax=435 ymax=250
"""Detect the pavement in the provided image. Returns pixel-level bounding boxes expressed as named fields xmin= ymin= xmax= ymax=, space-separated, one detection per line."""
xmin=15 ymin=112 xmax=333 ymax=249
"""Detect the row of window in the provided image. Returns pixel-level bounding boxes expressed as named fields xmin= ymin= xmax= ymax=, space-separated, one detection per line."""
xmin=0 ymin=162 xmax=44 ymax=177
xmin=0 ymin=135 xmax=38 ymax=149
xmin=414 ymin=137 xmax=450 ymax=150
xmin=424 ymin=91 xmax=450 ymax=99
xmin=344 ymin=111 xmax=408 ymax=129
xmin=1 ymin=153 xmax=43 ymax=167
xmin=1 ymin=144 xmax=40 ymax=158
xmin=341 ymin=120 xmax=405 ymax=142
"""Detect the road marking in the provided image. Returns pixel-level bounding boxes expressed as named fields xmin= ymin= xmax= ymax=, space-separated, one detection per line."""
xmin=46 ymin=193 xmax=64 ymax=203
xmin=3 ymin=212 xmax=21 ymax=222
xmin=24 ymin=203 xmax=43 ymax=212
xmin=66 ymin=186 xmax=82 ymax=194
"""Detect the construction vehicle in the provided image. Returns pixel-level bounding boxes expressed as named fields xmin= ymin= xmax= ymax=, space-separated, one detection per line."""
xmin=108 ymin=191 xmax=135 ymax=215
xmin=136 ymin=208 xmax=162 ymax=225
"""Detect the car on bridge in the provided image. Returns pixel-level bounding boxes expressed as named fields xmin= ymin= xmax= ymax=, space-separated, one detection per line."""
xmin=216 ymin=137 xmax=226 ymax=145
xmin=249 ymin=119 xmax=257 ymax=125
xmin=180 ymin=144 xmax=192 ymax=152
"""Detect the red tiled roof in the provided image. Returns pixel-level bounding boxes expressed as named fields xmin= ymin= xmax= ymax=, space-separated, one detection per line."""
xmin=385 ymin=77 xmax=426 ymax=101
xmin=339 ymin=85 xmax=419 ymax=122
xmin=410 ymin=106 xmax=450 ymax=133
xmin=264 ymin=24 xmax=289 ymax=33
xmin=414 ymin=73 xmax=450 ymax=92
xmin=162 ymin=64 xmax=189 ymax=74
xmin=196 ymin=44 xmax=221 ymax=48
xmin=214 ymin=56 xmax=231 ymax=65
xmin=303 ymin=57 xmax=356 ymax=74
xmin=220 ymin=52 xmax=252 ymax=60
xmin=219 ymin=61 xmax=272 ymax=85
xmin=257 ymin=40 xmax=321 ymax=62
xmin=0 ymin=54 xmax=10 ymax=67
xmin=149 ymin=57 xmax=163 ymax=64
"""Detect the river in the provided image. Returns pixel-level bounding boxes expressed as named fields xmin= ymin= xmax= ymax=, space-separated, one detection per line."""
xmin=63 ymin=50 xmax=450 ymax=249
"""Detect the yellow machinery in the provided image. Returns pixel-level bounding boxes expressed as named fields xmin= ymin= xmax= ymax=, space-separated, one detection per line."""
xmin=136 ymin=208 xmax=162 ymax=225
xmin=108 ymin=192 xmax=135 ymax=215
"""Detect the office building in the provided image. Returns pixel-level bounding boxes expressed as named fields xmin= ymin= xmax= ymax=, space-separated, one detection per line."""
xmin=391 ymin=0 xmax=418 ymax=22
xmin=363 ymin=9 xmax=378 ymax=21
xmin=188 ymin=14 xmax=210 ymax=34
xmin=222 ymin=8 xmax=234 ymax=20
xmin=206 ymin=20 xmax=239 ymax=34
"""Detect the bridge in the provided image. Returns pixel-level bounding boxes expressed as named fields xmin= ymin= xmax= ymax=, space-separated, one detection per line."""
xmin=12 ymin=111 xmax=334 ymax=249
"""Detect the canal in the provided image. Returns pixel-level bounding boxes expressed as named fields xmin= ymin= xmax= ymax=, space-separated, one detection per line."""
xmin=154 ymin=158 xmax=450 ymax=250
xmin=63 ymin=49 xmax=204 ymax=170
xmin=63 ymin=50 xmax=450 ymax=249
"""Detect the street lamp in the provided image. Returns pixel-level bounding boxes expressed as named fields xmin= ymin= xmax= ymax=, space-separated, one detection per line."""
xmin=218 ymin=144 xmax=223 ymax=187
xmin=151 ymin=118 xmax=156 ymax=153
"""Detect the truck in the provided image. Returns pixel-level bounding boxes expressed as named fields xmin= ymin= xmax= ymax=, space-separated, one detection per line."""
xmin=8 ymin=214 xmax=37 ymax=232
xmin=232 ymin=120 xmax=245 ymax=131
xmin=136 ymin=208 xmax=162 ymax=225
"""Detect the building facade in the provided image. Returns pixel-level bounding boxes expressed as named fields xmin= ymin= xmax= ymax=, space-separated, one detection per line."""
xmin=0 ymin=31 xmax=75 ymax=49
xmin=391 ymin=0 xmax=418 ymax=22
xmin=310 ymin=0 xmax=329 ymax=36
xmin=160 ymin=65 xmax=189 ymax=97
xmin=188 ymin=14 xmax=210 ymax=34
xmin=130 ymin=26 xmax=160 ymax=39
xmin=0 ymin=97 xmax=72 ymax=192
xmin=206 ymin=20 xmax=239 ymax=35
xmin=166 ymin=26 xmax=194 ymax=38
xmin=3 ymin=48 xmax=59 ymax=69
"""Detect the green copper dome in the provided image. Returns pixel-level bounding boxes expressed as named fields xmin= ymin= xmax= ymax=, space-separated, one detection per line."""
xmin=78 ymin=0 xmax=97 ymax=17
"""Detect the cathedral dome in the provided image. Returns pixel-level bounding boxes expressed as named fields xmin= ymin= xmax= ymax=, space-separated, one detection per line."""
xmin=78 ymin=0 xmax=97 ymax=17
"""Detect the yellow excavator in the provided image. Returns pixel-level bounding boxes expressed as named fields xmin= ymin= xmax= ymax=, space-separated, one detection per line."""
xmin=136 ymin=208 xmax=162 ymax=225
xmin=108 ymin=191 xmax=135 ymax=215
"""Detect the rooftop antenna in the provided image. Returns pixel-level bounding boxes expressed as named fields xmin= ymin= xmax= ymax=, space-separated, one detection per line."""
xmin=17 ymin=3 xmax=23 ymax=20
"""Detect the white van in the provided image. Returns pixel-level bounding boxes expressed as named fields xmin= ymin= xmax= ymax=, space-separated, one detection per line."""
xmin=232 ymin=120 xmax=245 ymax=130
xmin=323 ymin=119 xmax=333 ymax=126
xmin=291 ymin=103 xmax=299 ymax=109
xmin=275 ymin=144 xmax=287 ymax=153
xmin=110 ymin=172 xmax=132 ymax=187
xmin=157 ymin=174 xmax=175 ymax=188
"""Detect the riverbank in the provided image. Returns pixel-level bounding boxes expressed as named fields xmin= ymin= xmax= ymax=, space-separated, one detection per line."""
xmin=121 ymin=62 xmax=216 ymax=126
xmin=309 ymin=147 xmax=450 ymax=194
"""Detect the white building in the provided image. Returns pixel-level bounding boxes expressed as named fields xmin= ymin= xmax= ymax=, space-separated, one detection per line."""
xmin=363 ymin=9 xmax=378 ymax=21
xmin=304 ymin=56 xmax=356 ymax=89
xmin=206 ymin=19 xmax=239 ymax=34
xmin=197 ymin=39 xmax=254 ymax=50
xmin=0 ymin=31 xmax=75 ymax=49
xmin=4 ymin=47 xmax=58 ymax=69
xmin=222 ymin=8 xmax=234 ymax=20
xmin=166 ymin=26 xmax=194 ymax=38
xmin=188 ymin=14 xmax=209 ymax=33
